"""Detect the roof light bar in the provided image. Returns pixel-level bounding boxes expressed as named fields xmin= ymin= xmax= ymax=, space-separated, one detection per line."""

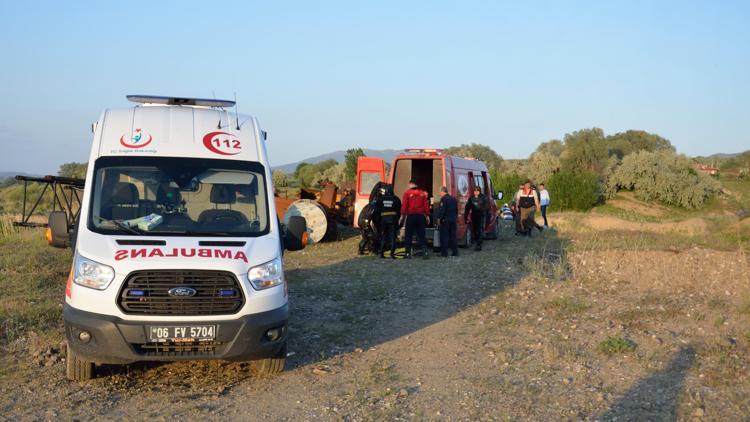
xmin=404 ymin=148 xmax=444 ymax=155
xmin=126 ymin=95 xmax=236 ymax=108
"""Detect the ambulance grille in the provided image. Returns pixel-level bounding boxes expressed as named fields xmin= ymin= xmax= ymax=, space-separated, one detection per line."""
xmin=118 ymin=270 xmax=244 ymax=316
xmin=134 ymin=341 xmax=224 ymax=356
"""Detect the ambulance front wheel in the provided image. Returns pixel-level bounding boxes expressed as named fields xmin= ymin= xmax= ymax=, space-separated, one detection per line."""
xmin=66 ymin=342 xmax=94 ymax=381
xmin=252 ymin=340 xmax=287 ymax=375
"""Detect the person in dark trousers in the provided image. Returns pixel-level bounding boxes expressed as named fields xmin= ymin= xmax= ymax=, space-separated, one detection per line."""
xmin=516 ymin=180 xmax=542 ymax=236
xmin=373 ymin=184 xmax=401 ymax=258
xmin=399 ymin=179 xmax=430 ymax=259
xmin=513 ymin=183 xmax=524 ymax=235
xmin=539 ymin=183 xmax=550 ymax=227
xmin=357 ymin=202 xmax=377 ymax=254
xmin=437 ymin=186 xmax=458 ymax=257
xmin=464 ymin=186 xmax=488 ymax=251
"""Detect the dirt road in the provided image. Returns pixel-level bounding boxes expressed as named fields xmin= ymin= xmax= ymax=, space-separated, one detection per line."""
xmin=1 ymin=225 xmax=749 ymax=420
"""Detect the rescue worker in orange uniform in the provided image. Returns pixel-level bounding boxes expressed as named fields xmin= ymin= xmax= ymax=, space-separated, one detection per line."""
xmin=399 ymin=179 xmax=430 ymax=259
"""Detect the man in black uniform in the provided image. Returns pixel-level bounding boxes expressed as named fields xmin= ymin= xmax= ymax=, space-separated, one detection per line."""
xmin=437 ymin=186 xmax=458 ymax=257
xmin=464 ymin=186 xmax=488 ymax=251
xmin=358 ymin=202 xmax=377 ymax=255
xmin=373 ymin=184 xmax=401 ymax=258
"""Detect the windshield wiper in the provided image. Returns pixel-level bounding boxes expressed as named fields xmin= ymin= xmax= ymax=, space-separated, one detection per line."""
xmin=94 ymin=216 xmax=144 ymax=235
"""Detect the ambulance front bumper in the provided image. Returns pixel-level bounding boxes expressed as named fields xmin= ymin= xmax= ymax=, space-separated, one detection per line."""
xmin=64 ymin=304 xmax=288 ymax=364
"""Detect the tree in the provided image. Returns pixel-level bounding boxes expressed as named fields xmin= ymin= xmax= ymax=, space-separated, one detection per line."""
xmin=559 ymin=128 xmax=609 ymax=176
xmin=58 ymin=162 xmax=87 ymax=179
xmin=294 ymin=162 xmax=310 ymax=180
xmin=606 ymin=150 xmax=720 ymax=208
xmin=491 ymin=172 xmax=526 ymax=204
xmin=344 ymin=148 xmax=365 ymax=182
xmin=296 ymin=159 xmax=338 ymax=188
xmin=272 ymin=169 xmax=288 ymax=188
xmin=606 ymin=130 xmax=674 ymax=159
xmin=524 ymin=151 xmax=560 ymax=184
xmin=535 ymin=139 xmax=565 ymax=157
xmin=444 ymin=143 xmax=503 ymax=171
xmin=547 ymin=171 xmax=601 ymax=211
xmin=320 ymin=163 xmax=347 ymax=187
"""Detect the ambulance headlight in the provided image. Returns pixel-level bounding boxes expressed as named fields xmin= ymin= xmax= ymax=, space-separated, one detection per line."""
xmin=248 ymin=257 xmax=283 ymax=290
xmin=73 ymin=253 xmax=115 ymax=290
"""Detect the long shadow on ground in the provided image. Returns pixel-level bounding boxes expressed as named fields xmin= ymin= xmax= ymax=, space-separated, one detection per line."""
xmin=600 ymin=346 xmax=696 ymax=421
xmin=284 ymin=226 xmax=567 ymax=369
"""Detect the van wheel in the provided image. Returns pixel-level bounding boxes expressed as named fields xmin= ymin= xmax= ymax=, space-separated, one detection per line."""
xmin=66 ymin=343 xmax=94 ymax=381
xmin=252 ymin=341 xmax=287 ymax=375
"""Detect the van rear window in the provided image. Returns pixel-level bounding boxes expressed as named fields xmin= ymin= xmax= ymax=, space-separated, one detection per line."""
xmin=358 ymin=172 xmax=381 ymax=195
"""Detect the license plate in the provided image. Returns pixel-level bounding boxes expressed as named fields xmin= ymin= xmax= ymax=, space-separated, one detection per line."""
xmin=147 ymin=325 xmax=216 ymax=342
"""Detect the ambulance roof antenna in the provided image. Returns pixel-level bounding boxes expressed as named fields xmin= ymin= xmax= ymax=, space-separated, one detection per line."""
xmin=234 ymin=92 xmax=240 ymax=130
xmin=213 ymin=90 xmax=223 ymax=129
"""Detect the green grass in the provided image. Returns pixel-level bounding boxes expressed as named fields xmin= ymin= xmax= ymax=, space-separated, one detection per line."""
xmin=720 ymin=177 xmax=750 ymax=212
xmin=0 ymin=228 xmax=70 ymax=346
xmin=598 ymin=336 xmax=636 ymax=355
xmin=739 ymin=298 xmax=750 ymax=316
xmin=520 ymin=235 xmax=570 ymax=281
xmin=593 ymin=202 xmax=662 ymax=223
xmin=0 ymin=215 xmax=22 ymax=237
xmin=544 ymin=296 xmax=588 ymax=315
xmin=567 ymin=223 xmax=749 ymax=252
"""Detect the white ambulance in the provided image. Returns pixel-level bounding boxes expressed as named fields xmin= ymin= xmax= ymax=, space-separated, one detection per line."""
xmin=51 ymin=95 xmax=307 ymax=381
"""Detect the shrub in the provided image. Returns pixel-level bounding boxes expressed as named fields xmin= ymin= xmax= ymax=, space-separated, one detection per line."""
xmin=524 ymin=151 xmax=560 ymax=184
xmin=491 ymin=172 xmax=525 ymax=204
xmin=547 ymin=171 xmax=600 ymax=211
xmin=319 ymin=163 xmax=347 ymax=187
xmin=295 ymin=159 xmax=338 ymax=187
xmin=605 ymin=130 xmax=674 ymax=159
xmin=606 ymin=150 xmax=721 ymax=208
xmin=559 ymin=128 xmax=609 ymax=176
xmin=598 ymin=336 xmax=636 ymax=355
xmin=272 ymin=169 xmax=288 ymax=188
xmin=444 ymin=143 xmax=503 ymax=171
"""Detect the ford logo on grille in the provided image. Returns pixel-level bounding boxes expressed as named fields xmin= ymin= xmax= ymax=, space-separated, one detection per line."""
xmin=168 ymin=287 xmax=197 ymax=297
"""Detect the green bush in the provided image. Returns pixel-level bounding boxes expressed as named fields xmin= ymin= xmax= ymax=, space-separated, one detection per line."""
xmin=491 ymin=172 xmax=525 ymax=203
xmin=272 ymin=169 xmax=288 ymax=188
xmin=606 ymin=150 xmax=721 ymax=209
xmin=524 ymin=151 xmax=560 ymax=184
xmin=559 ymin=128 xmax=609 ymax=176
xmin=598 ymin=336 xmax=636 ymax=355
xmin=547 ymin=171 xmax=601 ymax=211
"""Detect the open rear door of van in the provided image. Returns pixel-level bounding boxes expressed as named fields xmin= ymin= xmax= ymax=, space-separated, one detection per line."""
xmin=353 ymin=157 xmax=386 ymax=228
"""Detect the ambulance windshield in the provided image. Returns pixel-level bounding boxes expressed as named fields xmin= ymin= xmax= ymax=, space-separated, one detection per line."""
xmin=88 ymin=156 xmax=269 ymax=237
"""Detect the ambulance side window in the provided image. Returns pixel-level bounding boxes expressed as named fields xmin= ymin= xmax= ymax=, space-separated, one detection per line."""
xmin=482 ymin=171 xmax=491 ymax=197
xmin=473 ymin=174 xmax=484 ymax=192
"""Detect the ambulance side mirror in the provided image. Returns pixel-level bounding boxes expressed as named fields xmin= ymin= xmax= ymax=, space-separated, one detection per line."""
xmin=284 ymin=216 xmax=308 ymax=251
xmin=47 ymin=211 xmax=70 ymax=248
xmin=497 ymin=191 xmax=504 ymax=200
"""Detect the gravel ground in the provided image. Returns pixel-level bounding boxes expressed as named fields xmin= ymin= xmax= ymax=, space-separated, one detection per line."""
xmin=1 ymin=224 xmax=749 ymax=420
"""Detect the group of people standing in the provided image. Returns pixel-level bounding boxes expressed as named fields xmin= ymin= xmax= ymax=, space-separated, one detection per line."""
xmin=359 ymin=179 xmax=493 ymax=259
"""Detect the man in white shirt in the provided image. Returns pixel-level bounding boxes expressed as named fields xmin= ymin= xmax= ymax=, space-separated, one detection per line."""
xmin=539 ymin=183 xmax=550 ymax=227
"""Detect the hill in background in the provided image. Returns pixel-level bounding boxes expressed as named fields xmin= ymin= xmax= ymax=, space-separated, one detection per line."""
xmin=272 ymin=149 xmax=401 ymax=173
xmin=0 ymin=171 xmax=40 ymax=180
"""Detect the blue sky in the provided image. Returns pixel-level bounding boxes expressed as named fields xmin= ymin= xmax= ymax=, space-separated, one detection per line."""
xmin=1 ymin=1 xmax=748 ymax=174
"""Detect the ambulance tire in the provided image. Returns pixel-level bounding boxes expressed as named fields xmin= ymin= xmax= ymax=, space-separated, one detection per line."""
xmin=66 ymin=342 xmax=94 ymax=381
xmin=252 ymin=340 xmax=287 ymax=375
